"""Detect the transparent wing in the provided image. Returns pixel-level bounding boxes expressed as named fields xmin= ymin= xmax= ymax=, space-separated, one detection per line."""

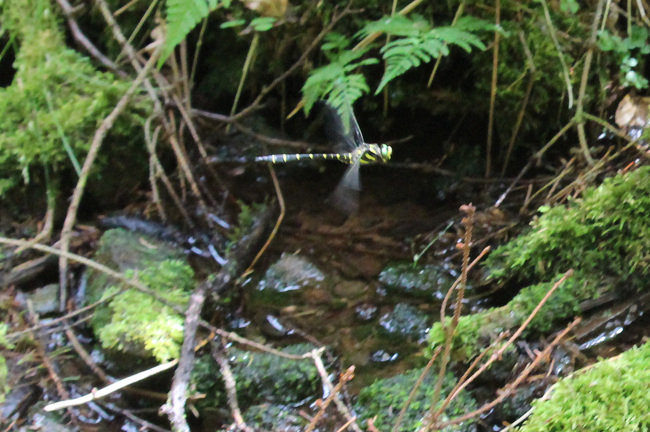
xmin=323 ymin=104 xmax=364 ymax=152
xmin=328 ymin=157 xmax=362 ymax=214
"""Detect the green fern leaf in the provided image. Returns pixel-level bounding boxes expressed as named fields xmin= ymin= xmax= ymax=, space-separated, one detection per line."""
xmin=160 ymin=0 xmax=219 ymax=66
xmin=302 ymin=49 xmax=377 ymax=131
xmin=375 ymin=21 xmax=491 ymax=93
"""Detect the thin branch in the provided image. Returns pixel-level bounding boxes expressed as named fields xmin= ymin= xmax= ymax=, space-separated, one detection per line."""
xmin=58 ymin=41 xmax=161 ymax=309
xmin=44 ymin=360 xmax=179 ymax=411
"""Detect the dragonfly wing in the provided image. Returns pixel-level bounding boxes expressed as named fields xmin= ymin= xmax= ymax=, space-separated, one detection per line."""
xmin=328 ymin=158 xmax=361 ymax=214
xmin=348 ymin=107 xmax=365 ymax=147
xmin=323 ymin=104 xmax=362 ymax=151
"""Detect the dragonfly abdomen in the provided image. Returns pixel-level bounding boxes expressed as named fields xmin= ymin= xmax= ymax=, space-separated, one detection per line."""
xmin=255 ymin=152 xmax=355 ymax=164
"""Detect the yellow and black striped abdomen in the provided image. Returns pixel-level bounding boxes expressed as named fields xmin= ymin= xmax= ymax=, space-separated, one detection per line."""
xmin=255 ymin=152 xmax=355 ymax=164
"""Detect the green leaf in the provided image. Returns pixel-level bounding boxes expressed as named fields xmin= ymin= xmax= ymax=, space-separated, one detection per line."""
xmin=302 ymin=48 xmax=376 ymax=130
xmin=250 ymin=16 xmax=277 ymax=32
xmin=160 ymin=0 xmax=219 ymax=66
xmin=220 ymin=19 xmax=246 ymax=28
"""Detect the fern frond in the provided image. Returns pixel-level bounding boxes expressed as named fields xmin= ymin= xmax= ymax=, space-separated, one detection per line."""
xmin=302 ymin=49 xmax=377 ymax=131
xmin=376 ymin=23 xmax=490 ymax=93
xmin=160 ymin=0 xmax=219 ymax=66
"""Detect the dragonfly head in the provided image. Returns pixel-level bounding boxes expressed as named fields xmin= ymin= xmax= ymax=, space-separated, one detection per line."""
xmin=379 ymin=144 xmax=393 ymax=162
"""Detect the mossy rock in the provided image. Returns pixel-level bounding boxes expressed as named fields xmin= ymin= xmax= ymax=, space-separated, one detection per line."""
xmin=355 ymin=367 xmax=477 ymax=432
xmin=519 ymin=341 xmax=650 ymax=432
xmin=379 ymin=262 xmax=457 ymax=300
xmin=192 ymin=343 xmax=320 ymax=409
xmin=85 ymin=229 xmax=194 ymax=362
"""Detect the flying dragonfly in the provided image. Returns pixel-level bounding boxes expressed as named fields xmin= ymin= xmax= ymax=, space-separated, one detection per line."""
xmin=255 ymin=105 xmax=392 ymax=213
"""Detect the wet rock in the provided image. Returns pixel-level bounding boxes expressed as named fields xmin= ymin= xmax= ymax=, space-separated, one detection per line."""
xmin=369 ymin=349 xmax=399 ymax=364
xmin=238 ymin=404 xmax=307 ymax=432
xmin=260 ymin=314 xmax=295 ymax=338
xmin=253 ymin=253 xmax=329 ymax=307
xmin=333 ymin=280 xmax=367 ymax=299
xmin=192 ymin=344 xmax=321 ymax=408
xmin=378 ymin=303 xmax=430 ymax=341
xmin=355 ymin=368 xmax=477 ymax=432
xmin=355 ymin=303 xmax=379 ymax=322
xmin=379 ymin=262 xmax=456 ymax=300
xmin=15 ymin=284 xmax=59 ymax=315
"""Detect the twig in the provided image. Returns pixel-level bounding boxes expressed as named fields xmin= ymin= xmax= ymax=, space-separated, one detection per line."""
xmin=55 ymin=0 xmax=126 ymax=77
xmin=539 ymin=0 xmax=574 ymax=109
xmin=391 ymin=346 xmax=442 ymax=432
xmin=236 ymin=4 xmax=355 ymax=121
xmin=420 ymin=205 xmax=476 ymax=432
xmin=494 ymin=118 xmax=575 ymax=208
xmin=502 ymin=32 xmax=536 ymax=176
xmin=574 ymin=0 xmax=606 ymax=166
xmin=430 ymin=270 xmax=574 ymax=430
xmin=44 ymin=360 xmax=179 ymax=411
xmin=58 ymin=41 xmax=161 ymax=309
xmin=436 ymin=317 xmax=581 ymax=428
xmin=213 ymin=344 xmax=254 ymax=432
xmin=242 ymin=161 xmax=285 ymax=277
xmin=161 ymin=284 xmax=207 ymax=432
xmin=307 ymin=357 xmax=358 ymax=432
xmin=485 ymin=0 xmax=500 ymax=178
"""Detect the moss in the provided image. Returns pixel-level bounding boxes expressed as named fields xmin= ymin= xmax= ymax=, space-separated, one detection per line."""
xmin=0 ymin=324 xmax=10 ymax=404
xmin=518 ymin=341 xmax=650 ymax=432
xmin=86 ymin=229 xmax=194 ymax=362
xmin=486 ymin=167 xmax=650 ymax=286
xmin=355 ymin=367 xmax=477 ymax=432
xmin=96 ymin=260 xmax=193 ymax=362
xmin=431 ymin=168 xmax=650 ymax=360
xmin=0 ymin=0 xmax=147 ymax=195
xmin=192 ymin=344 xmax=320 ymax=408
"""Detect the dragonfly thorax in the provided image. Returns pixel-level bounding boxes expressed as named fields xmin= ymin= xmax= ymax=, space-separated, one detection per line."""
xmin=358 ymin=143 xmax=393 ymax=164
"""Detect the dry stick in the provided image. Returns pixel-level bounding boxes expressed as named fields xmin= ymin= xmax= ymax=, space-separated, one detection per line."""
xmin=354 ymin=0 xmax=426 ymax=51
xmin=238 ymin=4 xmax=355 ymax=121
xmin=309 ymin=349 xmax=362 ymax=432
xmin=103 ymin=403 xmax=171 ymax=432
xmin=494 ymin=118 xmax=575 ymax=208
xmin=427 ymin=3 xmax=465 ymax=87
xmin=432 ymin=270 xmax=574 ymax=429
xmin=391 ymin=346 xmax=443 ymax=432
xmin=439 ymin=246 xmax=491 ymax=328
xmin=44 ymin=360 xmax=179 ymax=411
xmin=420 ymin=205 xmax=475 ymax=432
xmin=539 ymin=0 xmax=574 ymax=110
xmin=437 ymin=317 xmax=580 ymax=429
xmin=502 ymin=32 xmax=536 ymax=176
xmin=243 ymin=162 xmax=286 ymax=276
xmin=56 ymin=0 xmax=126 ymax=77
xmin=57 ymin=42 xmax=161 ymax=310
xmin=27 ymin=308 xmax=71 ymax=407
xmin=95 ymin=0 xmax=208 ymax=225
xmin=161 ymin=285 xmax=207 ymax=432
xmin=575 ymin=0 xmax=606 ymax=166
xmin=213 ymin=344 xmax=254 ymax=432
xmin=144 ymin=117 xmax=168 ymax=222
xmin=307 ymin=354 xmax=358 ymax=432
xmin=485 ymin=0 xmax=500 ymax=178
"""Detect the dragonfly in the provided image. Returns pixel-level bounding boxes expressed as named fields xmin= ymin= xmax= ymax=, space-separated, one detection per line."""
xmin=255 ymin=105 xmax=392 ymax=213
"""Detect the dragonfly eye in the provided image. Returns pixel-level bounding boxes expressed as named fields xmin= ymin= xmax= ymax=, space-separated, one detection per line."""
xmin=381 ymin=144 xmax=393 ymax=161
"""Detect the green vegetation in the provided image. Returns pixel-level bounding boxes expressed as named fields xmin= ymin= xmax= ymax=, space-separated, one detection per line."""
xmin=0 ymin=0 xmax=146 ymax=196
xmin=430 ymin=167 xmax=650 ymax=359
xmin=192 ymin=344 xmax=319 ymax=408
xmin=96 ymin=260 xmax=193 ymax=362
xmin=86 ymin=229 xmax=194 ymax=362
xmin=519 ymin=341 xmax=650 ymax=432
xmin=355 ymin=367 xmax=477 ymax=432
xmin=0 ymin=324 xmax=10 ymax=404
